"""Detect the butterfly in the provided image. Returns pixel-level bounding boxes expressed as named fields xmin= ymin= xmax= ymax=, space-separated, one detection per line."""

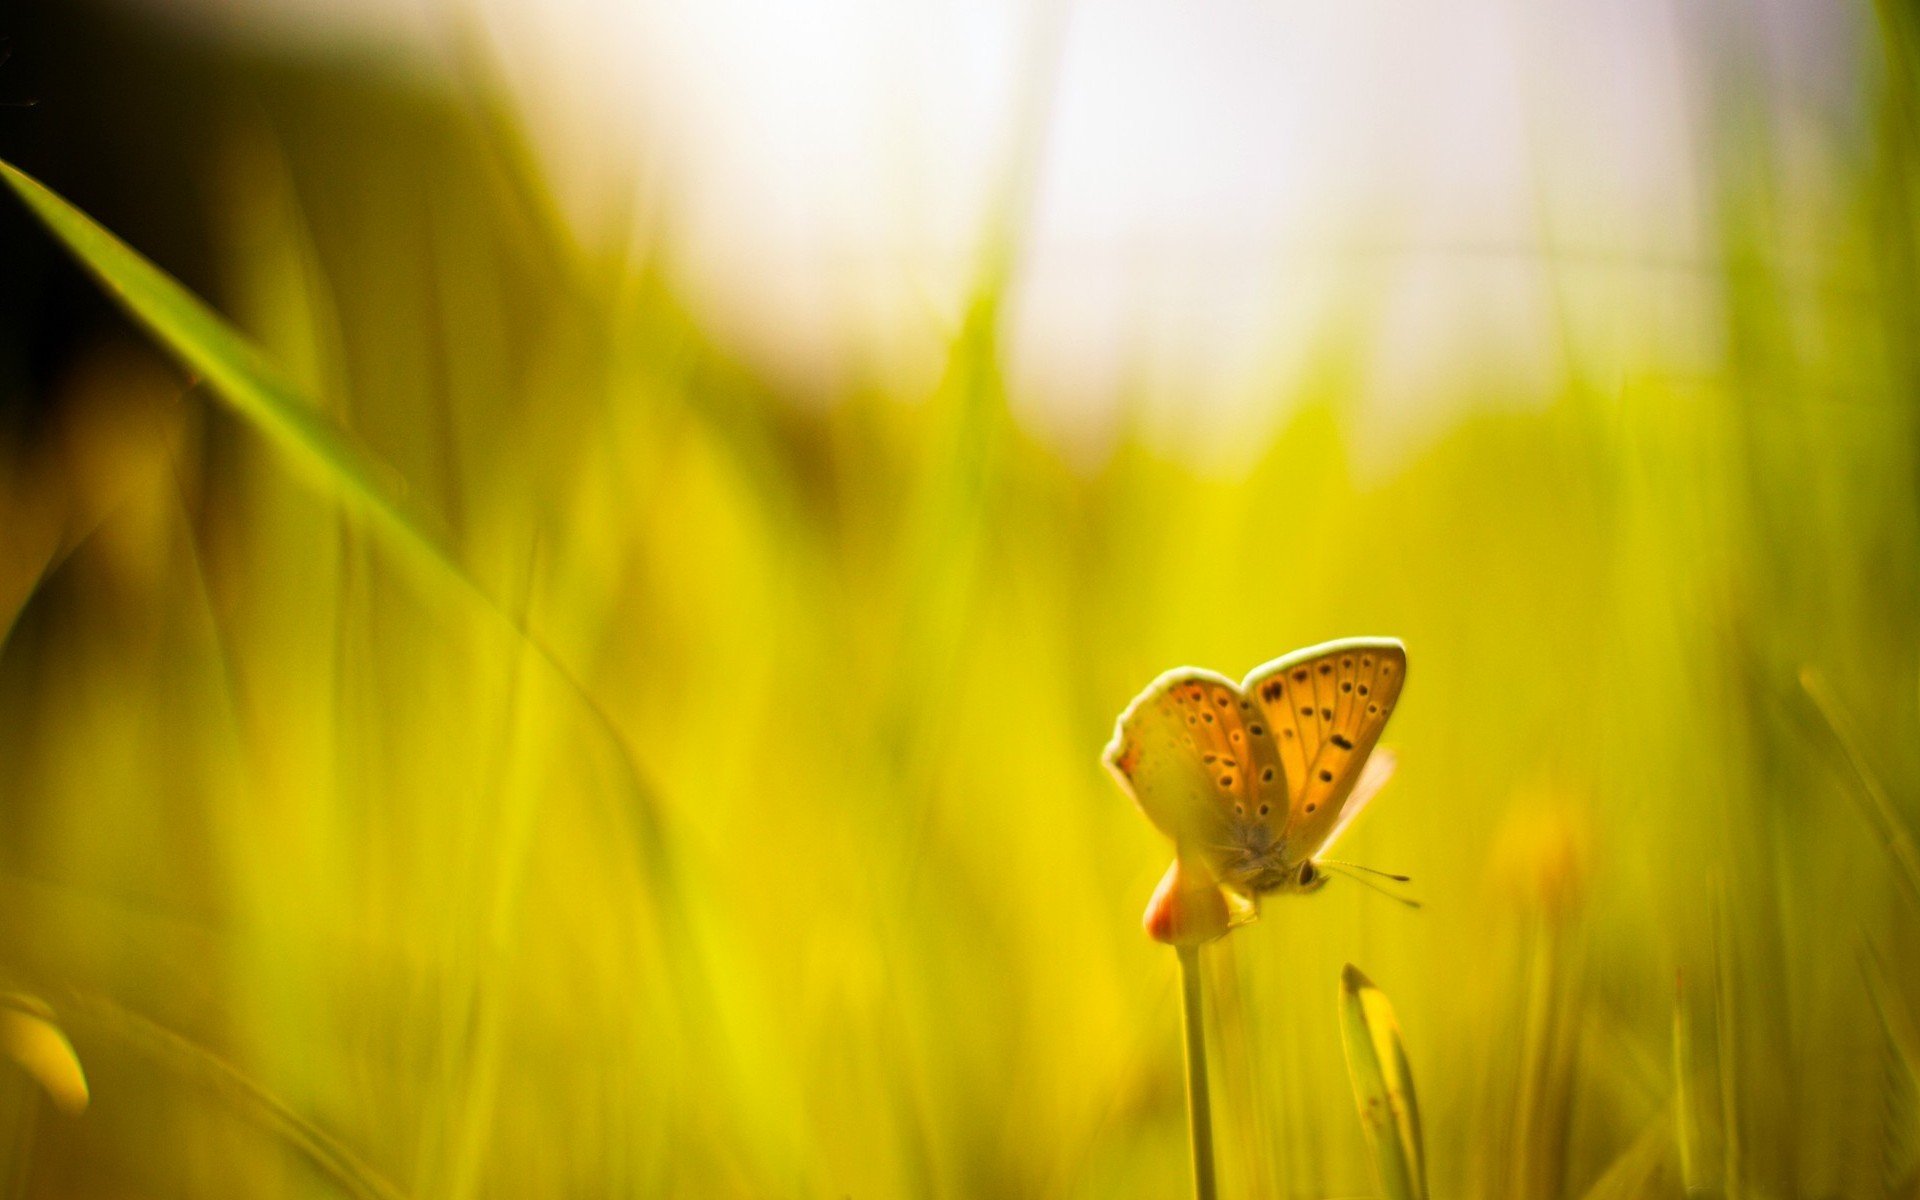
xmin=1103 ymin=638 xmax=1409 ymax=943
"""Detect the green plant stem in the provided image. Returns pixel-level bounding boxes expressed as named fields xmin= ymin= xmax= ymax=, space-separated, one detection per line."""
xmin=1177 ymin=944 xmax=1218 ymax=1200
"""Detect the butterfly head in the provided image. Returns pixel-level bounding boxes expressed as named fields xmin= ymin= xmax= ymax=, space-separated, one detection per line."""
xmin=1293 ymin=860 xmax=1330 ymax=893
xmin=1217 ymin=838 xmax=1328 ymax=897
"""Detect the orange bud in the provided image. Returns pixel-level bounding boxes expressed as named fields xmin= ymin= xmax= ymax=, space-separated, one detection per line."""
xmin=1143 ymin=856 xmax=1230 ymax=946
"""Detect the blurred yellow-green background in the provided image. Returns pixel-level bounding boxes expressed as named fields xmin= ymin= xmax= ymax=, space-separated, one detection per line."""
xmin=2 ymin=0 xmax=1918 ymax=1195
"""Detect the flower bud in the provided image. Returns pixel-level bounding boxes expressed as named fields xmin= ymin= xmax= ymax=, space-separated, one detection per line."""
xmin=1143 ymin=855 xmax=1231 ymax=946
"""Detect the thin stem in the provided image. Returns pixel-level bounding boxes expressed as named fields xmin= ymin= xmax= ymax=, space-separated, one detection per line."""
xmin=1176 ymin=944 xmax=1218 ymax=1200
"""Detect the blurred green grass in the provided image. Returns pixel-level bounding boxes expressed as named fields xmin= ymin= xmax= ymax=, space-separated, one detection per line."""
xmin=1 ymin=9 xmax=1919 ymax=1199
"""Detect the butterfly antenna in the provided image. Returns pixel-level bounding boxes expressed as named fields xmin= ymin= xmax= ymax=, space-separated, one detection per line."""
xmin=1322 ymin=863 xmax=1422 ymax=909
xmin=1317 ymin=859 xmax=1412 ymax=883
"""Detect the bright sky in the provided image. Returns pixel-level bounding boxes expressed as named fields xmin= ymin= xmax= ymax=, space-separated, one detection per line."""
xmin=130 ymin=0 xmax=1858 ymax=464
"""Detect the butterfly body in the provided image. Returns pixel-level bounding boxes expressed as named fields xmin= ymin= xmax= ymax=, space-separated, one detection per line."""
xmin=1207 ymin=818 xmax=1309 ymax=895
xmin=1105 ymin=638 xmax=1406 ymax=940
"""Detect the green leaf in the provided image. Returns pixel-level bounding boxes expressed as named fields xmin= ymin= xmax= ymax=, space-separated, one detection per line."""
xmin=1340 ymin=963 xmax=1427 ymax=1200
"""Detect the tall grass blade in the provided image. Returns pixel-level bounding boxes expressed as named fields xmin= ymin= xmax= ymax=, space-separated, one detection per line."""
xmin=1863 ymin=943 xmax=1920 ymax=1194
xmin=0 ymin=158 xmax=701 ymax=1019
xmin=0 ymin=158 xmax=586 ymax=723
xmin=0 ymin=159 xmax=450 ymax=580
xmin=1799 ymin=667 xmax=1920 ymax=907
xmin=0 ymin=995 xmax=87 ymax=1116
xmin=1577 ymin=1108 xmax=1678 ymax=1200
xmin=1712 ymin=888 xmax=1743 ymax=1200
xmin=1671 ymin=971 xmax=1708 ymax=1195
xmin=62 ymin=992 xmax=406 ymax=1200
xmin=1339 ymin=964 xmax=1427 ymax=1200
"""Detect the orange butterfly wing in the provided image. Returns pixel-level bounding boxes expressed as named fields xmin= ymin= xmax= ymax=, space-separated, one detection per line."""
xmin=1103 ymin=668 xmax=1290 ymax=860
xmin=1242 ymin=638 xmax=1405 ymax=862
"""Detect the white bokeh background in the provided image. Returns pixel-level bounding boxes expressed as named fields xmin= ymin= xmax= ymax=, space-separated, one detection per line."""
xmin=127 ymin=0 xmax=1860 ymax=465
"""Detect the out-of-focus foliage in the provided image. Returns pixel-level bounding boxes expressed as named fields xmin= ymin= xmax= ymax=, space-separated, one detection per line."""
xmin=2 ymin=4 xmax=1919 ymax=1198
xmin=1340 ymin=964 xmax=1425 ymax=1200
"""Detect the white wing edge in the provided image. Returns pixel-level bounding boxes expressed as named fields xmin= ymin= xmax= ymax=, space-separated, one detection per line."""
xmin=1314 ymin=746 xmax=1397 ymax=857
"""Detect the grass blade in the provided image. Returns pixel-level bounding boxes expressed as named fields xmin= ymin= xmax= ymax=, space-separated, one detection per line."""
xmin=0 ymin=159 xmax=449 ymax=578
xmin=1863 ymin=943 xmax=1920 ymax=1194
xmin=1799 ymin=666 xmax=1920 ymax=907
xmin=1577 ymin=1107 xmax=1678 ymax=1200
xmin=1339 ymin=964 xmax=1427 ymax=1200
xmin=0 ymin=995 xmax=87 ymax=1116
xmin=62 ymin=992 xmax=405 ymax=1200
xmin=1711 ymin=887 xmax=1743 ymax=1200
xmin=1671 ymin=971 xmax=1708 ymax=1194
xmin=0 ymin=159 xmax=711 ymax=1051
